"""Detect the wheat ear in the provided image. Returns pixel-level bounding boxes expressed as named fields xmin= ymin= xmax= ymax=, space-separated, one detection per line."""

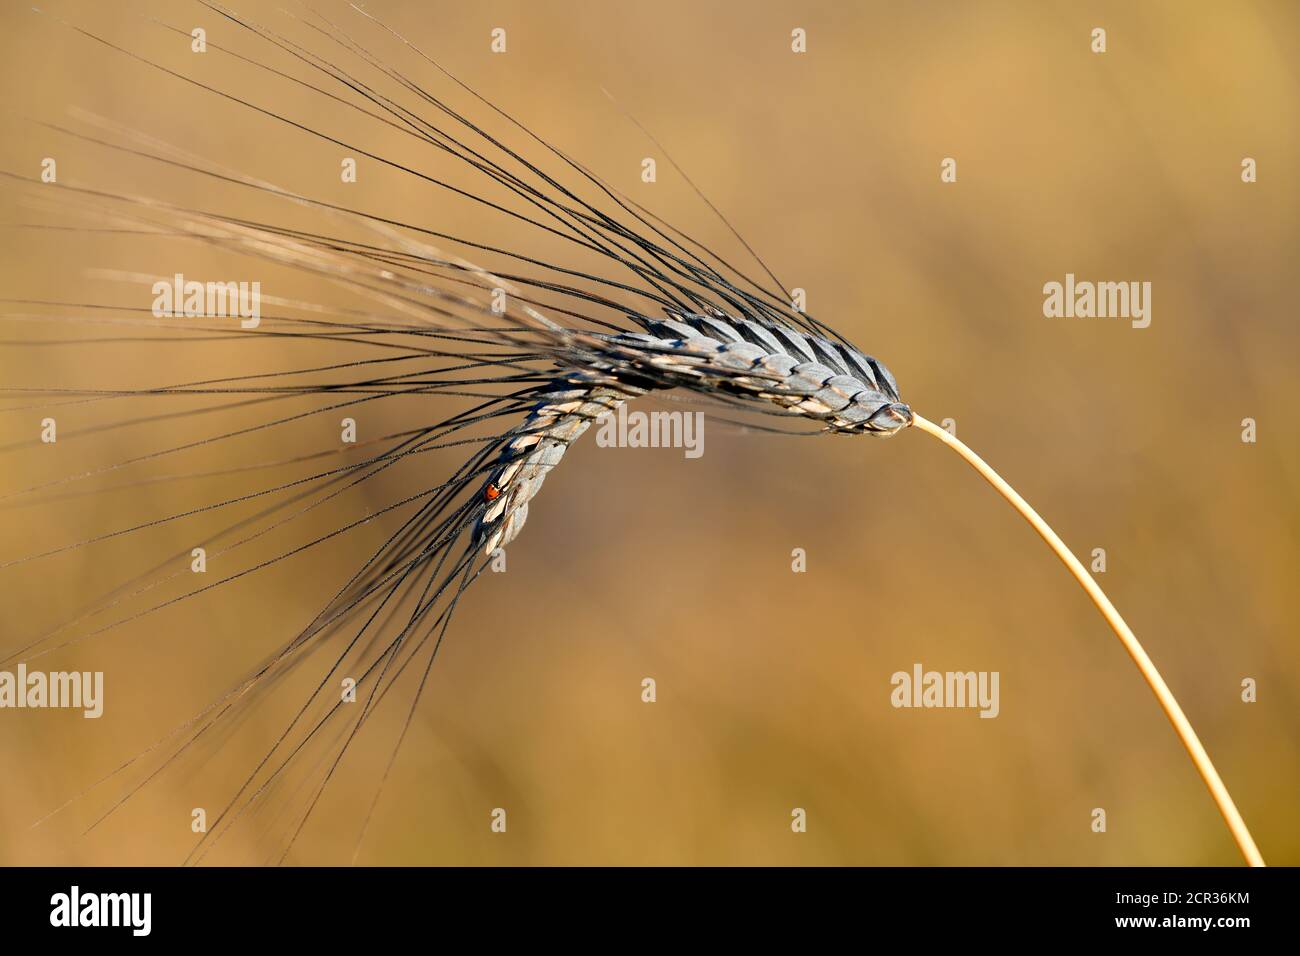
xmin=910 ymin=414 xmax=1264 ymax=867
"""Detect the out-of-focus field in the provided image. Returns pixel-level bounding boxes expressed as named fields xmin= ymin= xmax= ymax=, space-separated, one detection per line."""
xmin=0 ymin=0 xmax=1295 ymax=865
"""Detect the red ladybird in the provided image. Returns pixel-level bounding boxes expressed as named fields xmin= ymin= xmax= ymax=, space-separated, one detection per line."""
xmin=485 ymin=483 xmax=501 ymax=501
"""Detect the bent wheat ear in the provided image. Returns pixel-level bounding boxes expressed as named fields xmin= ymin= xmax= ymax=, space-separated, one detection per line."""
xmin=910 ymin=414 xmax=1265 ymax=867
xmin=473 ymin=315 xmax=913 ymax=555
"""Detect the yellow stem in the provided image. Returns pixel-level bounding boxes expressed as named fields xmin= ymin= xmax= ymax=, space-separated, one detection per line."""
xmin=910 ymin=413 xmax=1264 ymax=867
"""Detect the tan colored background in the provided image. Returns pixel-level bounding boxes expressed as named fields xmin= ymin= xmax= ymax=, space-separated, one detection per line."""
xmin=0 ymin=0 xmax=1296 ymax=865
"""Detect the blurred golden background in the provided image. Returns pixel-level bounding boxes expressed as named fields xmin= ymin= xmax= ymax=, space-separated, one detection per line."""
xmin=0 ymin=0 xmax=1296 ymax=865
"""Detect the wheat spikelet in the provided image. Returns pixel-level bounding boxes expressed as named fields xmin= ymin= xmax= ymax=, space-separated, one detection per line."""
xmin=474 ymin=313 xmax=912 ymax=553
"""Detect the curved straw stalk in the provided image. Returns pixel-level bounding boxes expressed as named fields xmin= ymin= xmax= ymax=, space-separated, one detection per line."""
xmin=910 ymin=414 xmax=1264 ymax=867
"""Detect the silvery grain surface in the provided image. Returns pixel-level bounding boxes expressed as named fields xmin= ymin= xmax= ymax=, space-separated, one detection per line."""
xmin=474 ymin=313 xmax=912 ymax=553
